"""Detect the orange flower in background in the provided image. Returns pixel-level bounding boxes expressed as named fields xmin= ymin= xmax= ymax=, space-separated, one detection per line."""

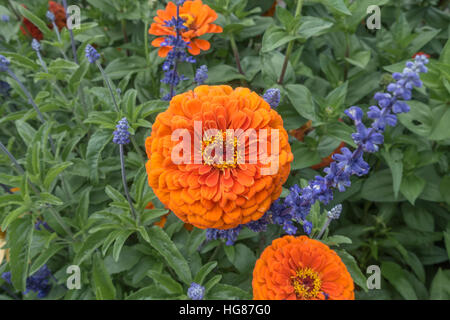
xmin=149 ymin=0 xmax=223 ymax=57
xmin=145 ymin=85 xmax=293 ymax=230
xmin=20 ymin=5 xmax=43 ymax=41
xmin=413 ymin=52 xmax=430 ymax=59
xmin=20 ymin=2 xmax=67 ymax=40
xmin=48 ymin=1 xmax=67 ymax=30
xmin=253 ymin=235 xmax=354 ymax=300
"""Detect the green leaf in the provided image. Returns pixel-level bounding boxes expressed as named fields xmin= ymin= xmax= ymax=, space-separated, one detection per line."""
xmin=86 ymin=130 xmax=112 ymax=184
xmin=336 ymin=249 xmax=367 ymax=292
xmin=205 ymin=64 xmax=246 ymax=83
xmin=262 ymin=25 xmax=301 ymax=53
xmin=39 ymin=192 xmax=63 ymax=205
xmin=1 ymin=205 xmax=29 ymax=230
xmin=207 ymin=284 xmax=251 ymax=300
xmin=381 ymin=148 xmax=403 ymax=198
xmin=17 ymin=5 xmax=54 ymax=39
xmin=112 ymin=230 xmax=134 ymax=262
xmin=325 ymin=121 xmax=356 ymax=147
xmin=231 ymin=244 xmax=256 ymax=274
xmin=69 ymin=60 xmax=89 ymax=93
xmin=276 ymin=6 xmax=294 ymax=30
xmin=407 ymin=28 xmax=441 ymax=57
xmin=0 ymin=52 xmax=39 ymax=71
xmin=146 ymin=226 xmax=192 ymax=284
xmin=74 ymin=230 xmax=110 ymax=265
xmin=43 ymin=162 xmax=73 ymax=190
xmin=204 ymin=274 xmax=222 ymax=293
xmin=92 ymin=253 xmax=116 ymax=300
xmin=323 ymin=235 xmax=352 ymax=246
xmin=321 ymin=0 xmax=351 ymax=15
xmin=298 ymin=16 xmax=333 ymax=39
xmin=325 ymin=81 xmax=348 ymax=111
xmin=261 ymin=51 xmax=295 ymax=84
xmin=285 ymin=84 xmax=317 ymax=120
xmin=76 ymin=187 xmax=91 ymax=227
xmin=430 ymin=269 xmax=450 ymax=299
xmin=105 ymin=185 xmax=127 ymax=203
xmin=444 ymin=228 xmax=450 ymax=261
xmin=381 ymin=261 xmax=418 ymax=300
xmin=147 ymin=270 xmax=183 ymax=294
xmin=193 ymin=261 xmax=218 ymax=285
xmin=290 ymin=141 xmax=321 ymax=170
xmin=361 ymin=169 xmax=405 ymax=202
xmin=398 ymin=101 xmax=433 ymax=137
xmin=400 ymin=174 xmax=426 ymax=205
xmin=7 ymin=217 xmax=33 ymax=291
xmin=401 ymin=204 xmax=434 ymax=232
xmin=30 ymin=244 xmax=64 ymax=275
xmin=15 ymin=120 xmax=36 ymax=146
xmin=345 ymin=50 xmax=371 ymax=69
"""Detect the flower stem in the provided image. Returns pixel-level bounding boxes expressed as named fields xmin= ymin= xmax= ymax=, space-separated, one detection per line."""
xmin=52 ymin=22 xmax=69 ymax=60
xmin=278 ymin=0 xmax=303 ymax=84
xmin=96 ymin=61 xmax=120 ymax=113
xmin=120 ymin=145 xmax=137 ymax=221
xmin=229 ymin=34 xmax=244 ymax=75
xmin=62 ymin=0 xmax=78 ymax=64
xmin=144 ymin=21 xmax=150 ymax=67
xmin=317 ymin=217 xmax=332 ymax=239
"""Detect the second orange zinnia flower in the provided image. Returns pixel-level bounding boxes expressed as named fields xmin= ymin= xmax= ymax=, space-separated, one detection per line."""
xmin=253 ymin=235 xmax=355 ymax=300
xmin=149 ymin=0 xmax=223 ymax=57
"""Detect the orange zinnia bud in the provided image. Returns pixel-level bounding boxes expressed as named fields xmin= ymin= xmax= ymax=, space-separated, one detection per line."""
xmin=145 ymin=85 xmax=293 ymax=230
xmin=149 ymin=0 xmax=223 ymax=57
xmin=253 ymin=235 xmax=355 ymax=300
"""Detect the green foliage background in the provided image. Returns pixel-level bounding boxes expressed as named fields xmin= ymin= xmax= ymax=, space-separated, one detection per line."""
xmin=0 ymin=0 xmax=449 ymax=300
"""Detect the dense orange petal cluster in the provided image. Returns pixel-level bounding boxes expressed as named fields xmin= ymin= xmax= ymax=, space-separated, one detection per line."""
xmin=149 ymin=0 xmax=223 ymax=57
xmin=145 ymin=85 xmax=293 ymax=230
xmin=49 ymin=1 xmax=67 ymax=30
xmin=20 ymin=2 xmax=67 ymax=40
xmin=20 ymin=4 xmax=43 ymax=41
xmin=253 ymin=235 xmax=354 ymax=300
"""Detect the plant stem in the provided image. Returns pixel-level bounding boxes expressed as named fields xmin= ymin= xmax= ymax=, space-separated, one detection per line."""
xmin=343 ymin=32 xmax=350 ymax=81
xmin=229 ymin=34 xmax=244 ymax=75
xmin=62 ymin=0 xmax=78 ymax=64
xmin=317 ymin=217 xmax=332 ymax=239
xmin=52 ymin=21 xmax=70 ymax=60
xmin=120 ymin=145 xmax=137 ymax=221
xmin=6 ymin=69 xmax=56 ymax=154
xmin=121 ymin=20 xmax=130 ymax=57
xmin=144 ymin=21 xmax=150 ymax=66
xmin=278 ymin=0 xmax=303 ymax=84
xmin=96 ymin=61 xmax=120 ymax=113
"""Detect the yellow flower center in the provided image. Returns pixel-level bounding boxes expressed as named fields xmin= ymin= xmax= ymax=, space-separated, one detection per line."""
xmin=291 ymin=268 xmax=322 ymax=299
xmin=179 ymin=13 xmax=195 ymax=27
xmin=202 ymin=131 xmax=242 ymax=170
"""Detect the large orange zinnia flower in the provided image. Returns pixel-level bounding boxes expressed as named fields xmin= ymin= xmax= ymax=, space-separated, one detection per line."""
xmin=149 ymin=0 xmax=223 ymax=57
xmin=253 ymin=235 xmax=355 ymax=300
xmin=145 ymin=85 xmax=293 ymax=230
